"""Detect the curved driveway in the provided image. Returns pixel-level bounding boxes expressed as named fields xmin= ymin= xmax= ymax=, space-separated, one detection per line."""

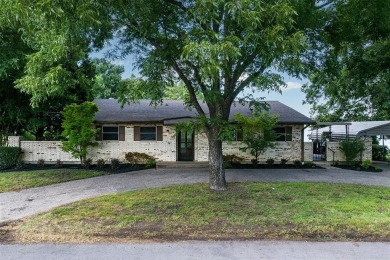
xmin=1 ymin=164 xmax=390 ymax=225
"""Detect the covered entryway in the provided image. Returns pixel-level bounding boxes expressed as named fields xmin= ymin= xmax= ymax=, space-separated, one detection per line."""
xmin=177 ymin=131 xmax=194 ymax=161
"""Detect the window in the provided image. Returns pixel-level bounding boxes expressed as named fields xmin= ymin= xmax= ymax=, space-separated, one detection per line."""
xmin=102 ymin=126 xmax=119 ymax=140
xmin=274 ymin=127 xmax=292 ymax=141
xmin=96 ymin=126 xmax=125 ymax=141
xmin=134 ymin=126 xmax=163 ymax=141
xmin=140 ymin=127 xmax=156 ymax=140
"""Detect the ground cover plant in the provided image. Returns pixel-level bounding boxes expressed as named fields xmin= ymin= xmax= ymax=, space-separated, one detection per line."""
xmin=2 ymin=182 xmax=390 ymax=243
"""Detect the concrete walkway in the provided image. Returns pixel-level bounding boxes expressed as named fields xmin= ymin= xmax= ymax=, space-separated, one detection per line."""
xmin=1 ymin=164 xmax=390 ymax=224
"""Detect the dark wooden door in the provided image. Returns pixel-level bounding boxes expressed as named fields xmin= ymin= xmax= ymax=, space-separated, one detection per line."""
xmin=178 ymin=131 xmax=194 ymax=161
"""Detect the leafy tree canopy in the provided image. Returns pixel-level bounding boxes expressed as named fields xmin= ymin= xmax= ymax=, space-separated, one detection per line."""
xmin=302 ymin=0 xmax=390 ymax=121
xmin=91 ymin=58 xmax=125 ymax=99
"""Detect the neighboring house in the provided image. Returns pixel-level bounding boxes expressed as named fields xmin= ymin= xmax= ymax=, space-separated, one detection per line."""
xmin=8 ymin=99 xmax=315 ymax=163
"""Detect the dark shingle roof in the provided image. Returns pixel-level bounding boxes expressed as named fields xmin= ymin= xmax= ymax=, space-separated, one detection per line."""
xmin=93 ymin=99 xmax=315 ymax=124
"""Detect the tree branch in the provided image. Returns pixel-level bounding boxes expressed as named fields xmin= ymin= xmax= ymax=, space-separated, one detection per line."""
xmin=171 ymin=60 xmax=206 ymax=116
xmin=232 ymin=66 xmax=265 ymax=99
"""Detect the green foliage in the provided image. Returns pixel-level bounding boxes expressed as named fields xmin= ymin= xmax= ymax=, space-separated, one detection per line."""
xmin=303 ymin=161 xmax=316 ymax=168
xmin=223 ymin=154 xmax=244 ymax=168
xmin=96 ymin=159 xmax=105 ymax=169
xmin=372 ymin=144 xmax=389 ymax=161
xmin=91 ymin=58 xmax=124 ymax=99
xmin=303 ymin=0 xmax=390 ymax=121
xmin=235 ymin=112 xmax=278 ymax=165
xmin=293 ymin=160 xmax=302 ymax=166
xmin=280 ymin=158 xmax=288 ymax=165
xmin=0 ymin=146 xmax=22 ymax=170
xmin=0 ymin=0 xmax=113 ymax=106
xmin=360 ymin=160 xmax=372 ymax=169
xmin=84 ymin=158 xmax=93 ymax=169
xmin=110 ymin=158 xmax=120 ymax=170
xmin=55 ymin=159 xmax=63 ymax=168
xmin=61 ymin=102 xmax=99 ymax=164
xmin=125 ymin=152 xmax=156 ymax=166
xmin=266 ymin=158 xmax=274 ymax=165
xmin=37 ymin=159 xmax=45 ymax=167
xmin=339 ymin=139 xmax=366 ymax=165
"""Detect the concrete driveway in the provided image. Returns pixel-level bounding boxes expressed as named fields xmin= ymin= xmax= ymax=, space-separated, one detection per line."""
xmin=1 ymin=164 xmax=390 ymax=225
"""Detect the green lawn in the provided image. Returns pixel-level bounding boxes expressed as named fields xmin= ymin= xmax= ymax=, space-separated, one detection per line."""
xmin=0 ymin=169 xmax=109 ymax=192
xmin=6 ymin=182 xmax=390 ymax=243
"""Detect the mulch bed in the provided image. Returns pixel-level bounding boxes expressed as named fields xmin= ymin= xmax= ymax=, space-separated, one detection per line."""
xmin=0 ymin=163 xmax=155 ymax=174
xmin=227 ymin=163 xmax=324 ymax=169
xmin=331 ymin=164 xmax=382 ymax=172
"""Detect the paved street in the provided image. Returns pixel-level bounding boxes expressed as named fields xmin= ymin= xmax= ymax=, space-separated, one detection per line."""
xmin=1 ymin=241 xmax=390 ymax=260
xmin=1 ymin=164 xmax=390 ymax=225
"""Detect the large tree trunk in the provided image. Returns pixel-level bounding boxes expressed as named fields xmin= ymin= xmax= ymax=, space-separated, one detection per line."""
xmin=206 ymin=126 xmax=227 ymax=191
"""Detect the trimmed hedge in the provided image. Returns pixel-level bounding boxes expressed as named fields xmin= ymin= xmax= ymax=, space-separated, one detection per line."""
xmin=0 ymin=147 xmax=22 ymax=170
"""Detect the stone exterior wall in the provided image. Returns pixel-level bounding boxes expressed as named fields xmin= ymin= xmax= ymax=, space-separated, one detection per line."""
xmin=326 ymin=137 xmax=372 ymax=163
xmin=196 ymin=125 xmax=306 ymax=163
xmin=304 ymin=142 xmax=313 ymax=162
xmin=7 ymin=136 xmax=21 ymax=147
xmin=7 ymin=124 xmax=312 ymax=163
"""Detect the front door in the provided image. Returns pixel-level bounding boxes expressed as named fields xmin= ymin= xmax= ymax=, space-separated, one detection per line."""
xmin=178 ymin=131 xmax=194 ymax=161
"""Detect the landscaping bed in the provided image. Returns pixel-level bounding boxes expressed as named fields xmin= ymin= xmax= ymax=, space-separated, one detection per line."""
xmin=227 ymin=163 xmax=323 ymax=169
xmin=331 ymin=164 xmax=382 ymax=172
xmin=0 ymin=163 xmax=154 ymax=174
xmin=2 ymin=182 xmax=390 ymax=243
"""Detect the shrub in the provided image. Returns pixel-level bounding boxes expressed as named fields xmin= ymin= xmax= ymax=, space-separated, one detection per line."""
xmin=266 ymin=158 xmax=274 ymax=165
xmin=223 ymin=154 xmax=244 ymax=165
xmin=372 ymin=144 xmax=389 ymax=161
xmin=360 ymin=160 xmax=372 ymax=169
xmin=146 ymin=158 xmax=156 ymax=167
xmin=280 ymin=158 xmax=288 ymax=165
xmin=16 ymin=161 xmax=25 ymax=169
xmin=125 ymin=152 xmax=155 ymax=165
xmin=339 ymin=139 xmax=365 ymax=165
xmin=0 ymin=146 xmax=22 ymax=170
xmin=83 ymin=158 xmax=93 ymax=168
xmin=293 ymin=160 xmax=302 ymax=166
xmin=110 ymin=158 xmax=120 ymax=169
xmin=55 ymin=159 xmax=63 ymax=168
xmin=304 ymin=161 xmax=316 ymax=168
xmin=96 ymin=159 xmax=105 ymax=169
xmin=37 ymin=159 xmax=45 ymax=167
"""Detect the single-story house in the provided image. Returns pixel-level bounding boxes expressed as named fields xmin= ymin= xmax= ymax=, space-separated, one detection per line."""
xmin=8 ymin=99 xmax=316 ymax=163
xmin=90 ymin=99 xmax=315 ymax=163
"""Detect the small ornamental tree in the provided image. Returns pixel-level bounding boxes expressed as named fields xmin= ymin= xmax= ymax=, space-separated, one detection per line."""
xmin=339 ymin=139 xmax=366 ymax=165
xmin=235 ymin=113 xmax=278 ymax=165
xmin=61 ymin=102 xmax=99 ymax=165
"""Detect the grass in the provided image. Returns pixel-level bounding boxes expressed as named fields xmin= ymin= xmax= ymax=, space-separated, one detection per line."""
xmin=3 ymin=182 xmax=390 ymax=243
xmin=0 ymin=169 xmax=109 ymax=192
